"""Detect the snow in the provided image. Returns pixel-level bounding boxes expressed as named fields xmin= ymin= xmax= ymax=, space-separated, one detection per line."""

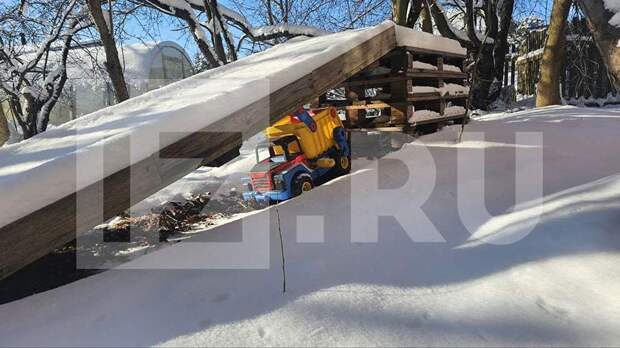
xmin=408 ymin=109 xmax=440 ymax=123
xmin=444 ymin=106 xmax=467 ymax=117
xmin=439 ymin=83 xmax=470 ymax=96
xmin=395 ymin=25 xmax=467 ymax=56
xmin=516 ymin=47 xmax=544 ymax=63
xmin=411 ymin=60 xmax=437 ymax=71
xmin=2 ymin=106 xmax=620 ymax=346
xmin=0 ymin=21 xmax=395 ymax=228
xmin=130 ymin=133 xmax=263 ymax=214
xmin=564 ymin=93 xmax=620 ymax=107
xmin=250 ymin=24 xmax=331 ymax=39
xmin=183 ymin=0 xmax=330 ymax=39
xmin=443 ymin=64 xmax=462 ymax=73
xmin=409 ymin=86 xmax=439 ymax=94
xmin=604 ymin=0 xmax=620 ymax=27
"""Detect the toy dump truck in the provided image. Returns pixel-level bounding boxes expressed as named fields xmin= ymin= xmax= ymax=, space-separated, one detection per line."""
xmin=242 ymin=107 xmax=351 ymax=203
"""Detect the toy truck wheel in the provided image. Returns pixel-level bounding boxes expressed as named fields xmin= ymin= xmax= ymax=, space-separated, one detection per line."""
xmin=293 ymin=174 xmax=313 ymax=197
xmin=333 ymin=155 xmax=351 ymax=175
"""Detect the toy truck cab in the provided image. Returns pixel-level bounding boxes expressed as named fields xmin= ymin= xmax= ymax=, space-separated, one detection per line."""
xmin=243 ymin=107 xmax=350 ymax=203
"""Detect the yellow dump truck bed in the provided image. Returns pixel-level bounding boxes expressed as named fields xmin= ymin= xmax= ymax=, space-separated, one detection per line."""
xmin=266 ymin=108 xmax=344 ymax=160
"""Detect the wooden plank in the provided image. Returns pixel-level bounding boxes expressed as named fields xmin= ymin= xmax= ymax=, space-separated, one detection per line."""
xmin=343 ymin=75 xmax=407 ymax=87
xmin=408 ymin=94 xmax=441 ymax=102
xmin=408 ymin=71 xmax=468 ymax=79
xmin=344 ymin=103 xmax=393 ymax=110
xmin=443 ymin=94 xmax=469 ymax=101
xmin=0 ymin=25 xmax=397 ymax=281
xmin=389 ymin=78 xmax=411 ymax=124
xmin=344 ymin=70 xmax=467 ymax=88
xmin=347 ymin=126 xmax=406 ymax=133
xmin=409 ymin=113 xmax=467 ymax=126
xmin=345 ymin=86 xmax=365 ymax=125
xmin=402 ymin=46 xmax=467 ymax=59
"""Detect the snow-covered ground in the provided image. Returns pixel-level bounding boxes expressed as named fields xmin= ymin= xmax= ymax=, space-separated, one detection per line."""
xmin=1 ymin=105 xmax=620 ymax=346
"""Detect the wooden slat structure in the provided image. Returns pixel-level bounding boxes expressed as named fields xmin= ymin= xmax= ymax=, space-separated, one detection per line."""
xmin=321 ymin=44 xmax=470 ymax=132
xmin=0 ymin=26 xmax=397 ymax=281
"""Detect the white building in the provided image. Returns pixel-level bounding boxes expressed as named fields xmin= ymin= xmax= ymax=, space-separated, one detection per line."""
xmin=1 ymin=41 xmax=194 ymax=136
xmin=50 ymin=41 xmax=194 ymax=125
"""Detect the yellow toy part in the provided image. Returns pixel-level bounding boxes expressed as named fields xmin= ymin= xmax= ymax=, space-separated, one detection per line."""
xmin=266 ymin=108 xmax=344 ymax=160
xmin=316 ymin=157 xmax=336 ymax=168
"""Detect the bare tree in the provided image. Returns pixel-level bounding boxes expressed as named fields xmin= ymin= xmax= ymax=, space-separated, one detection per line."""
xmin=395 ymin=0 xmax=515 ymax=109
xmin=420 ymin=1 xmax=433 ymax=33
xmin=0 ymin=0 xmax=89 ymax=139
xmin=392 ymin=0 xmax=409 ymax=26
xmin=536 ymin=0 xmax=572 ymax=107
xmin=86 ymin=0 xmax=130 ymax=102
xmin=134 ymin=0 xmax=364 ymax=68
xmin=577 ymin=0 xmax=620 ymax=93
xmin=138 ymin=0 xmax=222 ymax=68
xmin=0 ymin=101 xmax=9 ymax=145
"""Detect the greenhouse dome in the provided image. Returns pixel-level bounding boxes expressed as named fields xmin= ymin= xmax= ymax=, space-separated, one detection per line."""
xmin=51 ymin=41 xmax=194 ymax=125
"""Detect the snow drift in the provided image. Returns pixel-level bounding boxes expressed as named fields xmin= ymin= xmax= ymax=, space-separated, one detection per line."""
xmin=1 ymin=106 xmax=620 ymax=346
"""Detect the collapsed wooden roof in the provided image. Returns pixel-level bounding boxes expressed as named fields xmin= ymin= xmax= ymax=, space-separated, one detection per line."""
xmin=0 ymin=21 xmax=467 ymax=280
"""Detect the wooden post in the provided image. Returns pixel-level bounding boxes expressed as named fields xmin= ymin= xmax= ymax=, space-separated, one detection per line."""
xmin=345 ymin=86 xmax=367 ymax=126
xmin=511 ymin=58 xmax=516 ymax=87
xmin=390 ymin=48 xmax=408 ymax=73
xmin=504 ymin=58 xmax=509 ymax=86
xmin=389 ymin=79 xmax=411 ymax=124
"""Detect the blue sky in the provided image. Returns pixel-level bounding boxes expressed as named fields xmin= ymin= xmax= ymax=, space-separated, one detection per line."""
xmin=122 ymin=0 xmax=555 ymax=61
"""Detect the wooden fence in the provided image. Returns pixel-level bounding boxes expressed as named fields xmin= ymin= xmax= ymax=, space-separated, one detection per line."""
xmin=507 ymin=19 xmax=617 ymax=101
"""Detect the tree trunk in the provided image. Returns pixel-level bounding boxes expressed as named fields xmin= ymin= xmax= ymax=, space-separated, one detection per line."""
xmin=206 ymin=0 xmax=237 ymax=62
xmin=203 ymin=0 xmax=227 ymax=64
xmin=428 ymin=0 xmax=473 ymax=47
xmin=470 ymin=44 xmax=496 ymax=109
xmin=392 ymin=0 xmax=409 ymax=26
xmin=536 ymin=0 xmax=572 ymax=107
xmin=0 ymin=105 xmax=9 ymax=146
xmin=406 ymin=0 xmax=423 ymax=28
xmin=578 ymin=0 xmax=620 ymax=93
xmin=493 ymin=0 xmax=515 ymax=82
xmin=144 ymin=0 xmax=220 ymax=68
xmin=420 ymin=2 xmax=433 ymax=33
xmin=86 ymin=0 xmax=130 ymax=103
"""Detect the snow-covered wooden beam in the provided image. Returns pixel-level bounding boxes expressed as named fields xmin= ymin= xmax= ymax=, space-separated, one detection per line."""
xmin=0 ymin=22 xmax=397 ymax=280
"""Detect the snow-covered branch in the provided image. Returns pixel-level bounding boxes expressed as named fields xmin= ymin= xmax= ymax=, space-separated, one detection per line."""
xmin=138 ymin=0 xmax=222 ymax=67
xmin=0 ymin=0 xmax=89 ymax=138
xmin=186 ymin=0 xmax=330 ymax=43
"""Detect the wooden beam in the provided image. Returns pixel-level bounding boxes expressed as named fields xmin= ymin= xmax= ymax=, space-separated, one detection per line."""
xmin=344 ymin=102 xmax=393 ymax=110
xmin=343 ymin=71 xmax=467 ymax=88
xmin=348 ymin=126 xmax=406 ymax=133
xmin=0 ymin=26 xmax=397 ymax=281
xmin=402 ymin=46 xmax=467 ymax=59
xmin=408 ymin=94 xmax=442 ymax=102
xmin=408 ymin=71 xmax=468 ymax=79
xmin=343 ymin=75 xmax=407 ymax=87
